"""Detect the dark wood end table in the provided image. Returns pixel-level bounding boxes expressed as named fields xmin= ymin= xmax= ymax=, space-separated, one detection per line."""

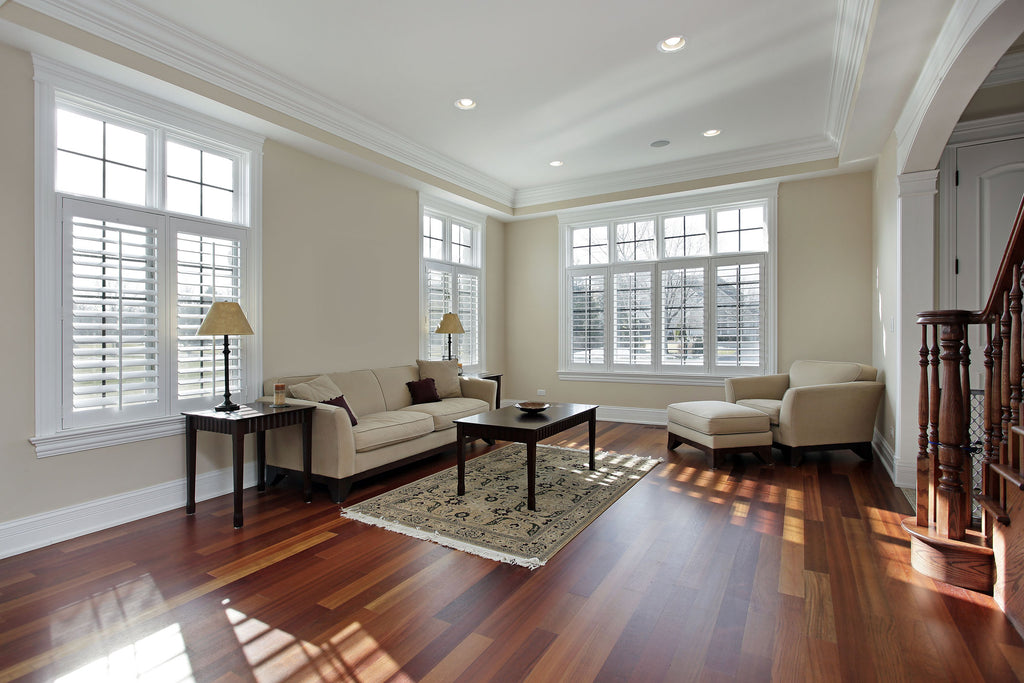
xmin=183 ymin=402 xmax=315 ymax=528
xmin=454 ymin=402 xmax=598 ymax=511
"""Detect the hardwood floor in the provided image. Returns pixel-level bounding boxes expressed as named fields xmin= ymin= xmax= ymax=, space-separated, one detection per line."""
xmin=2 ymin=421 xmax=1024 ymax=682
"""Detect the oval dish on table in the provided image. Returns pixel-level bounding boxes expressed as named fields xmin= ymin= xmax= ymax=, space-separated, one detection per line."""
xmin=514 ymin=402 xmax=550 ymax=414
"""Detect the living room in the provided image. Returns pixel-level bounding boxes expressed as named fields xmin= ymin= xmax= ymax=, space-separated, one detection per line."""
xmin=2 ymin=0 xmax=1024 ymax=680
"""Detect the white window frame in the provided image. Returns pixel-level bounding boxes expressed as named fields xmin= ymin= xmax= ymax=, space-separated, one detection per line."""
xmin=558 ymin=185 xmax=778 ymax=386
xmin=418 ymin=195 xmax=486 ymax=373
xmin=32 ymin=56 xmax=264 ymax=457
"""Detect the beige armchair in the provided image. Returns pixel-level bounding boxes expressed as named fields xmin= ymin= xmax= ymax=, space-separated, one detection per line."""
xmin=725 ymin=360 xmax=884 ymax=466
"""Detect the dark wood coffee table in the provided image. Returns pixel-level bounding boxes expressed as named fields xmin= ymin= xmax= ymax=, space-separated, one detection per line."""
xmin=454 ymin=402 xmax=598 ymax=511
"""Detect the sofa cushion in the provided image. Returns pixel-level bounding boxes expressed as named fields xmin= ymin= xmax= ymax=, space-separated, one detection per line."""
xmin=417 ymin=359 xmax=462 ymax=398
xmin=789 ymin=360 xmax=876 ymax=388
xmin=736 ymin=398 xmax=782 ymax=425
xmin=352 ymin=411 xmax=434 ymax=452
xmin=289 ymin=375 xmax=343 ymax=402
xmin=399 ymin=397 xmax=488 ymax=431
xmin=407 ymin=378 xmax=441 ymax=404
xmin=373 ymin=365 xmax=419 ymax=410
xmin=322 ymin=394 xmax=358 ymax=426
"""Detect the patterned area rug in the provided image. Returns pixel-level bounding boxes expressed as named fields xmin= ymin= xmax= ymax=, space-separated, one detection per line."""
xmin=341 ymin=444 xmax=661 ymax=569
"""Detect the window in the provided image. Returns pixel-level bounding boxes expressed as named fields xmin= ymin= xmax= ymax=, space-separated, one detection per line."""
xmin=419 ymin=197 xmax=484 ymax=372
xmin=559 ymin=188 xmax=777 ymax=383
xmin=33 ymin=57 xmax=263 ymax=456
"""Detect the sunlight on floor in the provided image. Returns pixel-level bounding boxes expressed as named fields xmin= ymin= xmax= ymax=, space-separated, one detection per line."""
xmin=226 ymin=607 xmax=405 ymax=681
xmin=54 ymin=623 xmax=194 ymax=682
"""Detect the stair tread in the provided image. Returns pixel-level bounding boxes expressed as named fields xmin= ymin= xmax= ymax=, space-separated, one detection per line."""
xmin=991 ymin=462 xmax=1024 ymax=489
xmin=973 ymin=492 xmax=1011 ymax=525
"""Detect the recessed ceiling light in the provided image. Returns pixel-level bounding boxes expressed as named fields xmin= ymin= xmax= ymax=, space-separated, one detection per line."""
xmin=549 ymin=160 xmax=564 ymax=167
xmin=650 ymin=139 xmax=670 ymax=148
xmin=658 ymin=36 xmax=686 ymax=53
xmin=703 ymin=129 xmax=721 ymax=137
xmin=454 ymin=98 xmax=477 ymax=110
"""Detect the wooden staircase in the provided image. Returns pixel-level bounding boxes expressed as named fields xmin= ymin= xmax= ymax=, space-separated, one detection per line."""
xmin=906 ymin=194 xmax=1024 ymax=631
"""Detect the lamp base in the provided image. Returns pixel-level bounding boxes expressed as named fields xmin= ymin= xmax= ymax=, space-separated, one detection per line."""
xmin=215 ymin=399 xmax=242 ymax=412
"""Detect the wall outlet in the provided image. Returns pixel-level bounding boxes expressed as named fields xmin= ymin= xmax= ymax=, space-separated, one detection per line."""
xmin=537 ymin=389 xmax=546 ymax=396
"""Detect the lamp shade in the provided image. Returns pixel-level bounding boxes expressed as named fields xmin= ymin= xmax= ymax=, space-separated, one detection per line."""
xmin=197 ymin=301 xmax=254 ymax=336
xmin=434 ymin=312 xmax=465 ymax=335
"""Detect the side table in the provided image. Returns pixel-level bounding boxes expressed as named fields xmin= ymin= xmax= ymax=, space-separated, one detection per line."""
xmin=471 ymin=371 xmax=502 ymax=407
xmin=183 ymin=402 xmax=315 ymax=528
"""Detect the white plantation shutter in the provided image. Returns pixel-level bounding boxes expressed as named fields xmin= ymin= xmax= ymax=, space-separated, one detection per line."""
xmin=662 ymin=266 xmax=705 ymax=366
xmin=425 ymin=267 xmax=452 ymax=360
xmin=456 ymin=272 xmax=480 ymax=365
xmin=613 ymin=270 xmax=652 ymax=366
xmin=64 ymin=201 xmax=161 ymax=427
xmin=176 ymin=230 xmax=244 ymax=403
xmin=715 ymin=260 xmax=762 ymax=368
xmin=570 ymin=273 xmax=605 ymax=365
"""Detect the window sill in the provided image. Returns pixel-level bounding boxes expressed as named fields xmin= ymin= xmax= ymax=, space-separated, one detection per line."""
xmin=557 ymin=370 xmax=743 ymax=386
xmin=31 ymin=415 xmax=186 ymax=458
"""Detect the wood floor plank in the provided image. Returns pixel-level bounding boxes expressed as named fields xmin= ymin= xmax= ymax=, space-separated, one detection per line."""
xmin=1 ymin=424 xmax=1021 ymax=682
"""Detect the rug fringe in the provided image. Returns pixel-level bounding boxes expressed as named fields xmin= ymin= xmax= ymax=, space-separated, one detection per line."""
xmin=341 ymin=509 xmax=546 ymax=570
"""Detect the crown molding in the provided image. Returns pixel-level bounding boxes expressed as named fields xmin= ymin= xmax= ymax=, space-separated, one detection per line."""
xmin=825 ymin=0 xmax=876 ymax=147
xmin=17 ymin=0 xmax=861 ymax=212
xmin=17 ymin=0 xmax=518 ymax=206
xmin=514 ymin=135 xmax=836 ymax=207
xmin=982 ymin=50 xmax=1024 ymax=87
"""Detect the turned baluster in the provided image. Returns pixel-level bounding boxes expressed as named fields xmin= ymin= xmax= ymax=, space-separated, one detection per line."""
xmin=929 ymin=323 xmax=941 ymax=524
xmin=962 ymin=335 xmax=973 ymax=526
xmin=917 ymin=325 xmax=930 ymax=527
xmin=1011 ymin=264 xmax=1023 ymax=471
xmin=1002 ymin=291 xmax=1012 ymax=467
xmin=983 ymin=322 xmax=996 ymax=538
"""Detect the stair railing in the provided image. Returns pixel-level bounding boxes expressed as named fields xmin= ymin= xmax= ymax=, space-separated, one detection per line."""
xmin=908 ymin=194 xmax=1024 ymax=593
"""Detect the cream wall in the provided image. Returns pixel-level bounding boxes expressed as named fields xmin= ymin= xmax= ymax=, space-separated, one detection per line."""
xmin=873 ymin=134 xmax=900 ymax=454
xmin=0 ymin=39 xmax=506 ymax=528
xmin=776 ymin=173 xmax=874 ymax=368
xmin=503 ymin=173 xmax=875 ymax=410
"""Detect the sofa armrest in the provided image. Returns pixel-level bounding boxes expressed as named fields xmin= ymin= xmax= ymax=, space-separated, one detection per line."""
xmin=725 ymin=373 xmax=789 ymax=402
xmin=258 ymin=396 xmax=359 ymax=479
xmin=460 ymin=377 xmax=498 ymax=409
xmin=777 ymin=381 xmax=885 ymax=447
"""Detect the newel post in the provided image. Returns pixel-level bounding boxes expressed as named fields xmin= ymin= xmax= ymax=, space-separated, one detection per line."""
xmin=917 ymin=311 xmax=972 ymax=541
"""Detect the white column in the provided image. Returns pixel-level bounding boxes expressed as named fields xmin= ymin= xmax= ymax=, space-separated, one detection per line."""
xmin=894 ymin=170 xmax=939 ymax=488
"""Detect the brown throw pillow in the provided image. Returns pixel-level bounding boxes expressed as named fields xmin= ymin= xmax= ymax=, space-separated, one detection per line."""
xmin=321 ymin=394 xmax=358 ymax=426
xmin=416 ymin=359 xmax=462 ymax=398
xmin=407 ymin=377 xmax=441 ymax=404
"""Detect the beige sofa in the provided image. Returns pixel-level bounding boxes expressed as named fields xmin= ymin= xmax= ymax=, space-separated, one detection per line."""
xmin=261 ymin=364 xmax=496 ymax=502
xmin=725 ymin=360 xmax=884 ymax=466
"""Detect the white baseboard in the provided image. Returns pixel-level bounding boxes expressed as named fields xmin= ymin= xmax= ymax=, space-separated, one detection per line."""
xmin=0 ymin=462 xmax=257 ymax=560
xmin=501 ymin=399 xmax=667 ymax=425
xmin=873 ymin=429 xmax=896 ymax=483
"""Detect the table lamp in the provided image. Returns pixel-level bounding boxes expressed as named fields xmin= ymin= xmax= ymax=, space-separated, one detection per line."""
xmin=434 ymin=312 xmax=464 ymax=361
xmin=197 ymin=301 xmax=254 ymax=411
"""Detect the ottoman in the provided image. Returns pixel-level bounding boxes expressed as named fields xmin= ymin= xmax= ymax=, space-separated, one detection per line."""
xmin=667 ymin=400 xmax=774 ymax=469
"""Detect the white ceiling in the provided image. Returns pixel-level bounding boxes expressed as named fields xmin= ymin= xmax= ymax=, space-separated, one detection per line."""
xmin=1 ymin=0 xmax=962 ymax=211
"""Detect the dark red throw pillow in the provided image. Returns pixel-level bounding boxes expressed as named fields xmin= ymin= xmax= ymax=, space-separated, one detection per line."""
xmin=407 ymin=377 xmax=441 ymax=404
xmin=321 ymin=394 xmax=358 ymax=425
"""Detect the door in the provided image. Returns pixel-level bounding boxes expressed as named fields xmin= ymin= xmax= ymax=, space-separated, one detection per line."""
xmin=955 ymin=137 xmax=1024 ymax=312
